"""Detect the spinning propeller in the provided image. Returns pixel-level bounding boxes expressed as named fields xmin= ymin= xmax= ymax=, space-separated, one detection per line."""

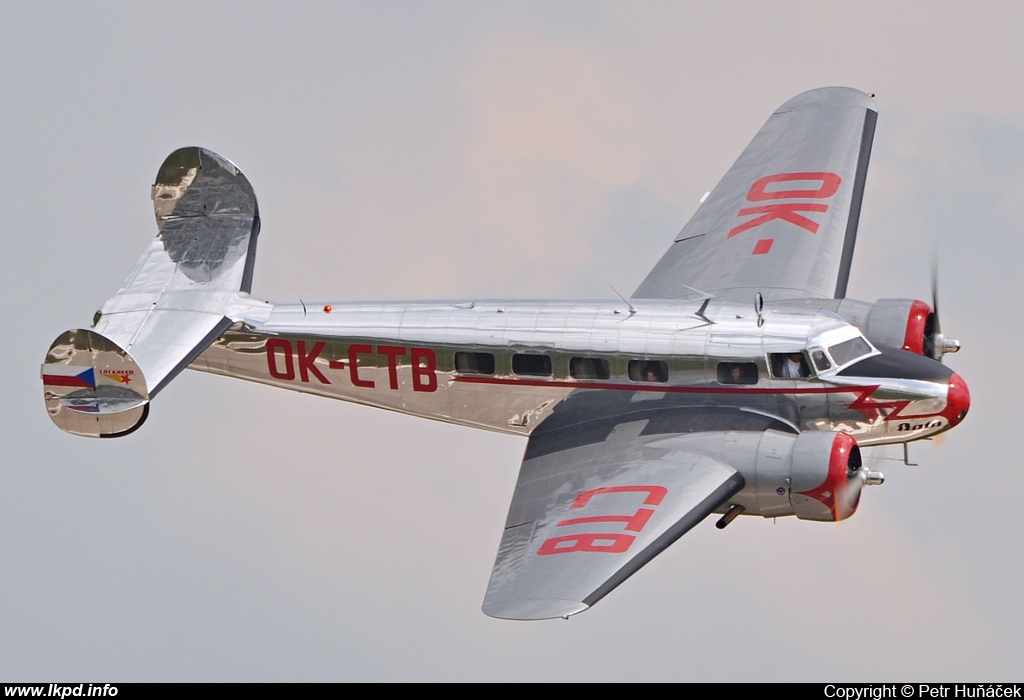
xmin=924 ymin=264 xmax=961 ymax=362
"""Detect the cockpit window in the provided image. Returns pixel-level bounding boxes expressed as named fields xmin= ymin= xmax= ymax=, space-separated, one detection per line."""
xmin=810 ymin=349 xmax=832 ymax=372
xmin=828 ymin=337 xmax=873 ymax=366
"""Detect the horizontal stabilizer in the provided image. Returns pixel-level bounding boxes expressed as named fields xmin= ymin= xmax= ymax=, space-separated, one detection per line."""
xmin=41 ymin=147 xmax=260 ymax=437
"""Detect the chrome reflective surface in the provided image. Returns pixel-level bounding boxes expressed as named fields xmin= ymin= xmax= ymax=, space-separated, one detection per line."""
xmin=41 ymin=329 xmax=149 ymax=437
xmin=153 ymin=148 xmax=258 ymax=287
xmin=94 ymin=147 xmax=259 ymax=397
xmin=42 ymin=147 xmax=262 ymax=438
xmin=189 ymin=297 xmax=955 ymax=446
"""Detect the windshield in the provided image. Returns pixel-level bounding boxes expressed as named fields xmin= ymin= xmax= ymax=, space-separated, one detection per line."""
xmin=828 ymin=336 xmax=873 ymax=366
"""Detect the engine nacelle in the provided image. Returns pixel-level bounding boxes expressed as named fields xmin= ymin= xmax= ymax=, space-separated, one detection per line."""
xmin=671 ymin=429 xmax=881 ymax=523
xmin=858 ymin=298 xmax=933 ymax=356
xmin=789 ymin=431 xmax=865 ymax=522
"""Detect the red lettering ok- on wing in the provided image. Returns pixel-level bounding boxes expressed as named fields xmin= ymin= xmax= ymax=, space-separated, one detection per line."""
xmin=634 ymin=87 xmax=877 ymax=303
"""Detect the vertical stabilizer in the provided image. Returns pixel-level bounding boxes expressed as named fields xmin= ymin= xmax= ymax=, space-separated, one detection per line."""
xmin=42 ymin=329 xmax=150 ymax=437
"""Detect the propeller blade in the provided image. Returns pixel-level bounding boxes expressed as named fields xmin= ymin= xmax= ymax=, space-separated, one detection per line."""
xmin=926 ymin=258 xmax=960 ymax=361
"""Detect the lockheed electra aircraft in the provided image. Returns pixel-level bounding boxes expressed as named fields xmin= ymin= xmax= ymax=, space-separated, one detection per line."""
xmin=42 ymin=87 xmax=969 ymax=620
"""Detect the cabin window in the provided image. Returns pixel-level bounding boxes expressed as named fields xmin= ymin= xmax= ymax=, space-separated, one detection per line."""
xmin=628 ymin=360 xmax=668 ymax=383
xmin=828 ymin=337 xmax=872 ymax=366
xmin=769 ymin=352 xmax=811 ymax=378
xmin=570 ymin=357 xmax=610 ymax=380
xmin=454 ymin=351 xmax=495 ymax=375
xmin=717 ymin=362 xmax=758 ymax=385
xmin=512 ymin=353 xmax=552 ymax=377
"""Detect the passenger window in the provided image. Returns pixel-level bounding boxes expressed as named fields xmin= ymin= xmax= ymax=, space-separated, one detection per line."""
xmin=717 ymin=362 xmax=758 ymax=385
xmin=810 ymin=349 xmax=832 ymax=372
xmin=769 ymin=352 xmax=810 ymax=378
xmin=628 ymin=360 xmax=668 ymax=383
xmin=512 ymin=353 xmax=552 ymax=377
xmin=454 ymin=351 xmax=495 ymax=375
xmin=570 ymin=357 xmax=610 ymax=380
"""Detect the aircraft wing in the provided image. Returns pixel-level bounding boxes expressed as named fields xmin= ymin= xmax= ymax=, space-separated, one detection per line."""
xmin=633 ymin=87 xmax=877 ymax=303
xmin=482 ymin=396 xmax=750 ymax=620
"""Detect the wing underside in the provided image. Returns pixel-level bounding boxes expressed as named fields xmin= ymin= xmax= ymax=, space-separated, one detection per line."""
xmin=483 ymin=394 xmax=760 ymax=620
xmin=633 ymin=87 xmax=877 ymax=303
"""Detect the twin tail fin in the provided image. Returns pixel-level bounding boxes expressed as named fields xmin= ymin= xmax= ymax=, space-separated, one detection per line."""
xmin=41 ymin=147 xmax=259 ymax=437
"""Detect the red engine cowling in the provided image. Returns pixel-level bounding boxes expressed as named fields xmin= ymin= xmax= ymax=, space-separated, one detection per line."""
xmin=790 ymin=432 xmax=866 ymax=522
xmin=672 ymin=429 xmax=884 ymax=522
xmin=861 ymin=298 xmax=933 ymax=355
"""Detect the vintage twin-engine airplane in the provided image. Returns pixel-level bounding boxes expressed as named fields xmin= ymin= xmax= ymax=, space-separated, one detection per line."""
xmin=42 ymin=87 xmax=969 ymax=620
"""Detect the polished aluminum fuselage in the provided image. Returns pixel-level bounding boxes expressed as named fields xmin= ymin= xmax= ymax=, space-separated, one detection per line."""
xmin=191 ymin=297 xmax=954 ymax=446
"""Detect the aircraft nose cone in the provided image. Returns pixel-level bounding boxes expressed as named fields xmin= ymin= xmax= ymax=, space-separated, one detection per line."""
xmin=942 ymin=372 xmax=971 ymax=427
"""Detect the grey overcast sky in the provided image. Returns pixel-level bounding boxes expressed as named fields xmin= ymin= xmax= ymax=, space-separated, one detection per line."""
xmin=2 ymin=1 xmax=1022 ymax=681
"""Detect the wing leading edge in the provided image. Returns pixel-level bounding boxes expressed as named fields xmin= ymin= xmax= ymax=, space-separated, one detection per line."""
xmin=634 ymin=87 xmax=877 ymax=303
xmin=483 ymin=405 xmax=746 ymax=620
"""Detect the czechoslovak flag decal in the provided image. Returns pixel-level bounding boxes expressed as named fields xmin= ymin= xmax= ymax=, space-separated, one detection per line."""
xmin=41 ymin=365 xmax=96 ymax=389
